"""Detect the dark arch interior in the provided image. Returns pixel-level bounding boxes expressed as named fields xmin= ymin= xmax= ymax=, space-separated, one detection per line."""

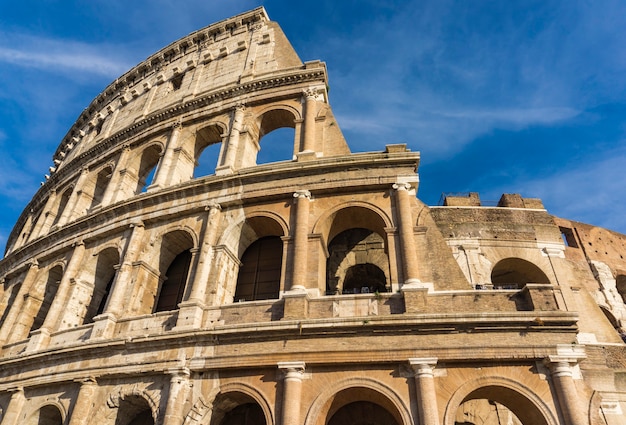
xmin=326 ymin=228 xmax=389 ymax=295
xmin=235 ymin=236 xmax=282 ymax=302
xmin=491 ymin=258 xmax=550 ymax=288
xmin=456 ymin=385 xmax=549 ymax=425
xmin=114 ymin=395 xmax=154 ymax=425
xmin=343 ymin=264 xmax=387 ymax=294
xmin=210 ymin=392 xmax=267 ymax=425
xmin=155 ymin=249 xmax=192 ymax=312
xmin=325 ymin=387 xmax=404 ymax=425
xmin=328 ymin=401 xmax=399 ymax=425
xmin=34 ymin=405 xmax=63 ymax=425
xmin=84 ymin=247 xmax=119 ymax=323
xmin=136 ymin=144 xmax=162 ymax=193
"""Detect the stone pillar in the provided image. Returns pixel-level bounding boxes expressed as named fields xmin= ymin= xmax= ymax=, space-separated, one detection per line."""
xmin=278 ymin=362 xmax=306 ymax=425
xmin=291 ymin=190 xmax=311 ymax=291
xmin=187 ymin=204 xmax=221 ymax=304
xmin=162 ymin=368 xmax=190 ymax=425
xmin=104 ymin=221 xmax=145 ymax=318
xmin=0 ymin=261 xmax=39 ymax=345
xmin=216 ymin=104 xmax=245 ymax=174
xmin=392 ymin=183 xmax=420 ymax=285
xmin=68 ymin=378 xmax=98 ymax=425
xmin=546 ymin=355 xmax=586 ymax=425
xmin=409 ymin=358 xmax=439 ymax=425
xmin=151 ymin=122 xmax=183 ymax=189
xmin=301 ymin=89 xmax=317 ymax=153
xmin=0 ymin=387 xmax=25 ymax=425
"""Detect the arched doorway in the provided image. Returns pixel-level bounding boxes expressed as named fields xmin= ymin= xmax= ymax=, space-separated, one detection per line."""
xmin=26 ymin=404 xmax=63 ymax=425
xmin=491 ymin=258 xmax=550 ymax=289
xmin=446 ymin=383 xmax=555 ymax=425
xmin=328 ymin=401 xmax=399 ymax=425
xmin=114 ymin=395 xmax=155 ymax=425
xmin=210 ymin=392 xmax=269 ymax=425
xmin=234 ymin=236 xmax=282 ymax=301
xmin=323 ymin=387 xmax=404 ymax=425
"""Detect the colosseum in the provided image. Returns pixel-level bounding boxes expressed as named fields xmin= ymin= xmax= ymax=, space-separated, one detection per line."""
xmin=0 ymin=7 xmax=625 ymax=425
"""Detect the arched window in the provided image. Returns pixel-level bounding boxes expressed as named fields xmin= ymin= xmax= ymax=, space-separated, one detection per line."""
xmin=154 ymin=230 xmax=194 ymax=312
xmin=491 ymin=258 xmax=550 ymax=289
xmin=84 ymin=247 xmax=119 ymax=323
xmin=328 ymin=401 xmax=399 ymax=425
xmin=51 ymin=187 xmax=73 ymax=227
xmin=26 ymin=404 xmax=63 ymax=425
xmin=194 ymin=124 xmax=223 ymax=177
xmin=210 ymin=392 xmax=268 ymax=425
xmin=0 ymin=280 xmax=20 ymax=328
xmin=155 ymin=250 xmax=192 ymax=312
xmin=31 ymin=265 xmax=64 ymax=332
xmin=326 ymin=228 xmax=390 ymax=295
xmin=234 ymin=236 xmax=282 ymax=302
xmin=136 ymin=145 xmax=162 ymax=193
xmin=115 ymin=395 xmax=154 ymax=425
xmin=89 ymin=166 xmax=113 ymax=209
xmin=453 ymin=385 xmax=549 ymax=425
xmin=256 ymin=109 xmax=297 ymax=165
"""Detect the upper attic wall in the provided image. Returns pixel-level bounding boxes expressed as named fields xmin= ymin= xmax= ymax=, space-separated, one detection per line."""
xmin=51 ymin=7 xmax=306 ymax=170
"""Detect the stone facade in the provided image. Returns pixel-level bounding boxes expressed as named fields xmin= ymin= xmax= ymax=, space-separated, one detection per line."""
xmin=0 ymin=7 xmax=625 ymax=425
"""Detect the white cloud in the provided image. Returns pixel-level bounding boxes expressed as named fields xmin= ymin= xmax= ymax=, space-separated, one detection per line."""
xmin=0 ymin=33 xmax=132 ymax=77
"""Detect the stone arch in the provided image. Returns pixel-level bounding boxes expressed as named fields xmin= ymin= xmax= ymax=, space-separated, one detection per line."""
xmin=83 ymin=246 xmax=120 ymax=323
xmin=208 ymin=382 xmax=274 ymax=425
xmin=135 ymin=142 xmax=164 ymax=194
xmin=154 ymin=228 xmax=196 ymax=312
xmin=255 ymin=105 xmax=300 ymax=164
xmin=313 ymin=204 xmax=392 ymax=295
xmin=304 ymin=377 xmax=412 ymax=425
xmin=30 ymin=263 xmax=65 ymax=333
xmin=74 ymin=162 xmax=116 ymax=215
xmin=491 ymin=257 xmax=550 ymax=289
xmin=193 ymin=122 xmax=227 ymax=178
xmin=312 ymin=202 xmax=393 ymax=245
xmin=443 ymin=376 xmax=557 ymax=425
xmin=215 ymin=212 xmax=288 ymax=304
xmin=90 ymin=386 xmax=160 ymax=425
xmin=24 ymin=401 xmax=66 ymax=425
xmin=50 ymin=185 xmax=74 ymax=228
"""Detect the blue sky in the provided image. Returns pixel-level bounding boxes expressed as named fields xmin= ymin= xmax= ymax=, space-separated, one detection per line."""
xmin=1 ymin=0 xmax=626 ymax=253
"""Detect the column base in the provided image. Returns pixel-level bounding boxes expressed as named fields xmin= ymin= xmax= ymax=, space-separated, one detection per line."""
xmin=173 ymin=301 xmax=206 ymax=330
xmin=26 ymin=328 xmax=51 ymax=352
xmin=90 ymin=313 xmax=118 ymax=340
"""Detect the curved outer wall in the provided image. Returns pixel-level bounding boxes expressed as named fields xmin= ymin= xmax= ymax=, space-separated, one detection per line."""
xmin=0 ymin=7 xmax=625 ymax=425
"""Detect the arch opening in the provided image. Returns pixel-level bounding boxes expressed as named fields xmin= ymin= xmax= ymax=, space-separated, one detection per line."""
xmin=31 ymin=265 xmax=64 ymax=332
xmin=51 ymin=187 xmax=73 ymax=227
xmin=136 ymin=144 xmax=162 ymax=194
xmin=89 ymin=166 xmax=113 ymax=210
xmin=490 ymin=258 xmax=550 ymax=289
xmin=324 ymin=387 xmax=403 ymax=425
xmin=234 ymin=236 xmax=282 ymax=302
xmin=210 ymin=391 xmax=268 ymax=425
xmin=326 ymin=228 xmax=390 ymax=295
xmin=256 ymin=109 xmax=297 ymax=164
xmin=26 ymin=404 xmax=63 ymax=425
xmin=194 ymin=124 xmax=223 ymax=177
xmin=454 ymin=385 xmax=549 ymax=425
xmin=84 ymin=247 xmax=119 ymax=323
xmin=155 ymin=230 xmax=194 ymax=312
xmin=115 ymin=395 xmax=154 ymax=425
